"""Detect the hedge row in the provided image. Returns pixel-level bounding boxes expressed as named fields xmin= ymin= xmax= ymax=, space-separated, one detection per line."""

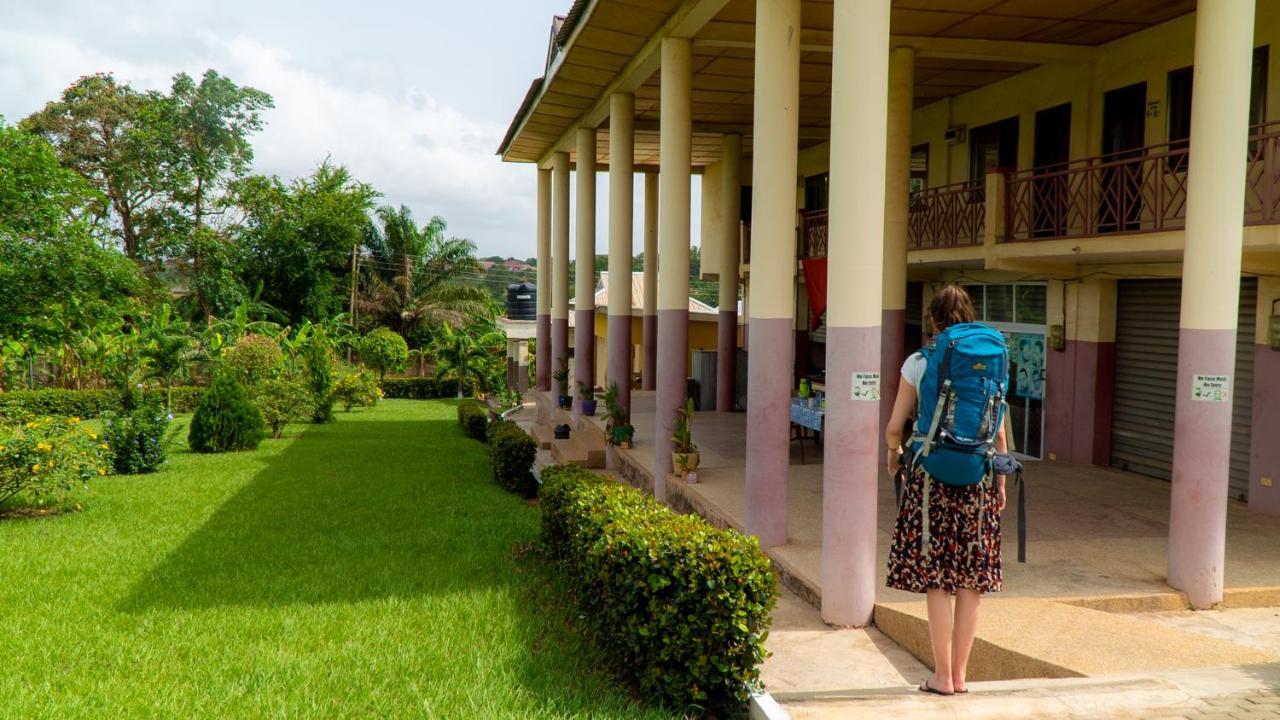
xmin=540 ymin=464 xmax=776 ymax=716
xmin=487 ymin=420 xmax=538 ymax=498
xmin=380 ymin=377 xmax=477 ymax=400
xmin=0 ymin=387 xmax=205 ymax=423
xmin=456 ymin=402 xmax=489 ymax=441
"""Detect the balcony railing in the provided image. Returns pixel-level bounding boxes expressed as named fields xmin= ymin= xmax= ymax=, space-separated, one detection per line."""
xmin=908 ymin=180 xmax=986 ymax=250
xmin=1004 ymin=120 xmax=1280 ymax=242
xmin=800 ymin=209 xmax=828 ymax=258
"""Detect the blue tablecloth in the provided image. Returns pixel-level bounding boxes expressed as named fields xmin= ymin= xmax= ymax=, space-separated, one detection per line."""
xmin=789 ymin=397 xmax=824 ymax=432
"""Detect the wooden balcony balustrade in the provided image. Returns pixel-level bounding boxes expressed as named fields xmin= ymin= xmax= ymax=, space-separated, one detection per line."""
xmin=907 ymin=180 xmax=987 ymax=250
xmin=1004 ymin=120 xmax=1280 ymax=242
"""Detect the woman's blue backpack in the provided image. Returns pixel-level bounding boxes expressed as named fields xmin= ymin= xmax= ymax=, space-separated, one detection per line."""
xmin=910 ymin=323 xmax=1008 ymax=486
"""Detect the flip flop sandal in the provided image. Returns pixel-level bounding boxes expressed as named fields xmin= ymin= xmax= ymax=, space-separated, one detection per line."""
xmin=954 ymin=688 xmax=969 ymax=694
xmin=919 ymin=680 xmax=954 ymax=696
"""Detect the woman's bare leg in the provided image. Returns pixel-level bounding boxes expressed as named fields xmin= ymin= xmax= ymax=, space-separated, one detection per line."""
xmin=925 ymin=589 xmax=955 ymax=692
xmin=952 ymin=589 xmax=981 ymax=691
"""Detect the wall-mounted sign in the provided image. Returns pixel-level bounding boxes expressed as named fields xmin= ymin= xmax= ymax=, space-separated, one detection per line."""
xmin=1192 ymin=374 xmax=1231 ymax=402
xmin=852 ymin=372 xmax=880 ymax=401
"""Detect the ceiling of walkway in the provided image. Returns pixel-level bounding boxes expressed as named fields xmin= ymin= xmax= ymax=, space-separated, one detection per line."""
xmin=500 ymin=0 xmax=1198 ymax=166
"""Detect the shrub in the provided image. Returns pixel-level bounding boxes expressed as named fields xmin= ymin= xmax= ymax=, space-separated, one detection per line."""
xmin=222 ymin=333 xmax=283 ymax=387
xmin=102 ymin=399 xmax=172 ymax=474
xmin=540 ymin=464 xmax=776 ymax=715
xmin=188 ymin=374 xmax=264 ymax=453
xmin=0 ymin=387 xmax=204 ymax=423
xmin=250 ymin=377 xmax=314 ymax=439
xmin=0 ymin=416 xmax=110 ymax=509
xmin=304 ymin=329 xmax=335 ymax=424
xmin=380 ymin=378 xmax=437 ymax=399
xmin=358 ymin=327 xmax=409 ymax=380
xmin=487 ymin=420 xmax=537 ymax=498
xmin=331 ymin=368 xmax=381 ymax=412
xmin=456 ymin=402 xmax=488 ymax=442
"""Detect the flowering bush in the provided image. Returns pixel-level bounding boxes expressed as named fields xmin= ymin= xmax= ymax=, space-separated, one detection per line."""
xmin=222 ymin=333 xmax=283 ymax=387
xmin=331 ymin=368 xmax=381 ymax=412
xmin=0 ymin=416 xmax=110 ymax=510
xmin=251 ymin=377 xmax=314 ymax=439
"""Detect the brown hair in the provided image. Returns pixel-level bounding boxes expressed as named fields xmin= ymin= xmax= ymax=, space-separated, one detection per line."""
xmin=928 ymin=284 xmax=977 ymax=333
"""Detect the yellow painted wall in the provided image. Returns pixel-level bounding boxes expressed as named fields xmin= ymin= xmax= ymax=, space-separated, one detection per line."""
xmin=592 ymin=312 xmax=729 ymax=388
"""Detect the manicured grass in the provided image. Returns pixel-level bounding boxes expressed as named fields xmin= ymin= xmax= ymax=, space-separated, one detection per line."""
xmin=0 ymin=400 xmax=669 ymax=719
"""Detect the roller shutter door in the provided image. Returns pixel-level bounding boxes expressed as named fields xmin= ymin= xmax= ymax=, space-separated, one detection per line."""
xmin=1110 ymin=279 xmax=1256 ymax=502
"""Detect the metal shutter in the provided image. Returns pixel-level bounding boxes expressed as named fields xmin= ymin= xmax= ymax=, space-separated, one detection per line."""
xmin=1110 ymin=279 xmax=1256 ymax=502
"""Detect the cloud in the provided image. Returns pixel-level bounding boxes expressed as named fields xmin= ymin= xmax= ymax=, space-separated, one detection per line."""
xmin=0 ymin=22 xmax=534 ymax=257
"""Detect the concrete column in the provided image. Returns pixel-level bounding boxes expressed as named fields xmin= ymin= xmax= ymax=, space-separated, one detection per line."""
xmin=655 ymin=36 xmax=692 ymax=499
xmin=643 ymin=172 xmax=659 ymax=391
xmin=574 ymin=127 xmax=598 ymax=417
xmin=718 ymin=134 xmax=743 ymax=412
xmin=551 ymin=152 xmax=571 ymax=394
xmin=1167 ymin=0 xmax=1256 ymax=609
xmin=608 ymin=93 xmax=635 ymax=411
xmin=820 ymin=0 xmax=890 ymax=627
xmin=745 ymin=0 xmax=800 ymax=548
xmin=535 ymin=167 xmax=552 ymax=392
xmin=1249 ymin=278 xmax=1280 ymax=514
xmin=880 ymin=46 xmax=914 ymax=439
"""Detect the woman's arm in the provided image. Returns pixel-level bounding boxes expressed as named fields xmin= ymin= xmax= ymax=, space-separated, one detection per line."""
xmin=885 ymin=376 xmax=917 ymax=476
xmin=994 ymin=420 xmax=1008 ymax=511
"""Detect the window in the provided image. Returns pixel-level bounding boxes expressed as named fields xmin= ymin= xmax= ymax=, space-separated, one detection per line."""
xmin=804 ymin=173 xmax=829 ymax=212
xmin=1166 ymin=46 xmax=1269 ymax=167
xmin=968 ymin=116 xmax=1019 ymax=182
xmin=910 ymin=143 xmax=929 ymax=195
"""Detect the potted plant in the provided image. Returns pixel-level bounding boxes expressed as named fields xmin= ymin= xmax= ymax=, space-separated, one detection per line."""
xmin=671 ymin=397 xmax=699 ymax=479
xmin=554 ymin=423 xmax=571 ymax=440
xmin=578 ymin=382 xmax=597 ymax=416
xmin=553 ymin=359 xmax=572 ymax=410
xmin=602 ymin=382 xmax=634 ymax=448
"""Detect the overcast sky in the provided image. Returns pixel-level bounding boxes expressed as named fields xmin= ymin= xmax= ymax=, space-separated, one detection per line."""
xmin=0 ymin=0 xmax=700 ymax=259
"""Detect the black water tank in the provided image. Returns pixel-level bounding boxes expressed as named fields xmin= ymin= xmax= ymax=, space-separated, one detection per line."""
xmin=506 ymin=282 xmax=536 ymax=320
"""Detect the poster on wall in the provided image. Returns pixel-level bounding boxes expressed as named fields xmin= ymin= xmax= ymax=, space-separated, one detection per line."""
xmin=1013 ymin=333 xmax=1045 ymax=400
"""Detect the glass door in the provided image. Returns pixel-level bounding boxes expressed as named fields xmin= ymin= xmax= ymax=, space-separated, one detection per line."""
xmin=961 ymin=284 xmax=1047 ymax=459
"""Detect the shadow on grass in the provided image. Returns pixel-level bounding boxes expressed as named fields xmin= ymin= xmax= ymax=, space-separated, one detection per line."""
xmin=121 ymin=417 xmax=519 ymax=610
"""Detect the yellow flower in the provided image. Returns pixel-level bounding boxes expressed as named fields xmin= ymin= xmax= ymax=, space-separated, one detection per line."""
xmin=0 ymin=445 xmax=5 ymax=452
xmin=69 ymin=417 xmax=81 ymax=424
xmin=31 ymin=464 xmax=40 ymax=472
xmin=26 ymin=422 xmax=36 ymax=429
xmin=36 ymin=442 xmax=52 ymax=452
xmin=87 ymin=430 xmax=98 ymax=440
xmin=97 ymin=467 xmax=107 ymax=476
xmin=101 ymin=443 xmax=110 ymax=450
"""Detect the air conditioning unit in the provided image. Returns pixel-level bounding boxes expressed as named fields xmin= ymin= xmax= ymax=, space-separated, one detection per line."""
xmin=945 ymin=125 xmax=967 ymax=145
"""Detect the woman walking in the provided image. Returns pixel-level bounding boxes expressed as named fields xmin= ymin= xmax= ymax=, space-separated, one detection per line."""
xmin=884 ymin=284 xmax=1008 ymax=696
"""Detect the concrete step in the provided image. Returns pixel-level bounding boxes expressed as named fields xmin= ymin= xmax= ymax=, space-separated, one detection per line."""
xmin=550 ymin=431 xmax=606 ymax=468
xmin=529 ymin=424 xmax=554 ymax=450
xmin=873 ymin=597 xmax=1275 ymax=683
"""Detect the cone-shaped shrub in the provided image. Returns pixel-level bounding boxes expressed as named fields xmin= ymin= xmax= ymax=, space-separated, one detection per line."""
xmin=188 ymin=373 xmax=264 ymax=453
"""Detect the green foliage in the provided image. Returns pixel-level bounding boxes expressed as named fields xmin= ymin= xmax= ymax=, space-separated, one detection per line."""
xmin=0 ymin=387 xmax=204 ymax=423
xmin=540 ymin=464 xmax=776 ymax=715
xmin=379 ymin=377 xmax=475 ymax=400
xmin=552 ymin=360 xmax=570 ymax=399
xmin=487 ymin=420 xmax=538 ymax=498
xmin=602 ymin=383 xmax=633 ymax=445
xmin=304 ymin=327 xmax=336 ymax=424
xmin=0 ymin=416 xmax=110 ymax=509
xmin=222 ymin=333 xmax=283 ymax=387
xmin=672 ymin=398 xmax=697 ymax=454
xmin=230 ymin=161 xmax=378 ymax=325
xmin=430 ymin=320 xmax=504 ymax=399
xmin=188 ymin=374 xmax=263 ymax=453
xmin=249 ymin=376 xmax=313 ymax=439
xmin=331 ymin=368 xmax=381 ymax=412
xmin=358 ymin=327 xmax=409 ymax=380
xmin=102 ymin=399 xmax=172 ymax=474
xmin=456 ymin=402 xmax=488 ymax=442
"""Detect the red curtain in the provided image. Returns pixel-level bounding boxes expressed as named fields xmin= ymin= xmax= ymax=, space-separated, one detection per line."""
xmin=800 ymin=257 xmax=827 ymax=330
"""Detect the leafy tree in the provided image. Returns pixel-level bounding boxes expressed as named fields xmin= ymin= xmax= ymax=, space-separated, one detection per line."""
xmin=231 ymin=161 xmax=378 ymax=325
xmin=137 ymin=304 xmax=195 ymax=412
xmin=188 ymin=372 xmax=264 ymax=453
xmin=358 ymin=327 xmax=409 ymax=380
xmin=250 ymin=377 xmax=313 ymax=439
xmin=20 ymin=74 xmax=171 ymax=261
xmin=430 ymin=320 xmax=504 ymax=399
xmin=358 ymin=205 xmax=490 ymax=337
xmin=303 ymin=327 xmax=337 ymax=424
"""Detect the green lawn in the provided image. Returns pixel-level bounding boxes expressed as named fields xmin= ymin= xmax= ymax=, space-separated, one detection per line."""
xmin=0 ymin=400 xmax=668 ymax=719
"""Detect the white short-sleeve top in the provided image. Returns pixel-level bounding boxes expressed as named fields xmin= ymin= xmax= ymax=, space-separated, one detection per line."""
xmin=901 ymin=351 xmax=927 ymax=388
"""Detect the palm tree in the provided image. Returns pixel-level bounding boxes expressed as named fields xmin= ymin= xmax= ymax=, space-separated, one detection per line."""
xmin=358 ymin=206 xmax=490 ymax=336
xmin=138 ymin=304 xmax=195 ymax=412
xmin=430 ymin=321 xmax=503 ymax=399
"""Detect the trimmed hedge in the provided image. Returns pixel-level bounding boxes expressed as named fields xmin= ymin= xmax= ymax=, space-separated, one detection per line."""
xmin=0 ymin=387 xmax=204 ymax=423
xmin=540 ymin=464 xmax=776 ymax=715
xmin=487 ymin=420 xmax=538 ymax=498
xmin=456 ymin=402 xmax=488 ymax=442
xmin=380 ymin=377 xmax=477 ymax=400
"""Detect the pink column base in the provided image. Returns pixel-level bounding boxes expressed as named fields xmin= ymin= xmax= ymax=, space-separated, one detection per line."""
xmin=536 ymin=314 xmax=551 ymax=391
xmin=1044 ymin=339 xmax=1116 ymax=464
xmin=1168 ymin=327 xmax=1236 ymax=608
xmin=717 ymin=310 xmax=738 ymax=412
xmin=573 ymin=309 xmax=595 ymax=418
xmin=642 ymin=314 xmax=658 ymax=391
xmin=607 ymin=314 xmax=632 ymax=411
xmin=1249 ymin=345 xmax=1280 ymax=514
xmin=879 ymin=310 xmax=906 ymax=445
xmin=822 ymin=324 xmax=882 ymax=626
xmin=654 ymin=309 xmax=689 ymax=500
xmin=551 ymin=318 xmax=569 ymax=398
xmin=745 ymin=317 xmax=793 ymax=547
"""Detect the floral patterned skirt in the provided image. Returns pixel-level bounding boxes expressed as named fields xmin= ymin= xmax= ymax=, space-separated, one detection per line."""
xmin=886 ymin=468 xmax=1003 ymax=595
